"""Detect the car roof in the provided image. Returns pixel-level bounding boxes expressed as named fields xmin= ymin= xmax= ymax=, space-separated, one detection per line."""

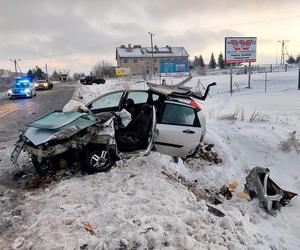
xmin=147 ymin=82 xmax=193 ymax=97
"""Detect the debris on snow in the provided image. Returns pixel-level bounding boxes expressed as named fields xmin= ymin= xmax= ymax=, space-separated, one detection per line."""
xmin=192 ymin=141 xmax=223 ymax=164
xmin=245 ymin=167 xmax=297 ymax=214
xmin=207 ymin=204 xmax=225 ymax=217
xmin=84 ymin=223 xmax=96 ymax=235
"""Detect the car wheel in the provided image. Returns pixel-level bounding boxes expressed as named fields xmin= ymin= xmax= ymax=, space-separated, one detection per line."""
xmin=82 ymin=144 xmax=115 ymax=174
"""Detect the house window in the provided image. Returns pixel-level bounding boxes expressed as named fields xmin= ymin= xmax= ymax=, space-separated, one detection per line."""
xmin=123 ymin=58 xmax=128 ymax=63
xmin=133 ymin=58 xmax=138 ymax=63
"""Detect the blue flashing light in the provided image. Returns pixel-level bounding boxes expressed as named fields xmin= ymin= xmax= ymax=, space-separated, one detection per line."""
xmin=17 ymin=79 xmax=30 ymax=84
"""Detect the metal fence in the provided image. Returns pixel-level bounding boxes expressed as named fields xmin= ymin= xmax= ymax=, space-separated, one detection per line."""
xmin=193 ymin=64 xmax=298 ymax=76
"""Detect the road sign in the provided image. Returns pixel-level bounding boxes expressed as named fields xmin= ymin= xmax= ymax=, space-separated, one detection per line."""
xmin=225 ymin=37 xmax=257 ymax=63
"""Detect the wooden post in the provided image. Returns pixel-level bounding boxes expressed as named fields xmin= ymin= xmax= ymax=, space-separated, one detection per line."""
xmin=270 ymin=64 xmax=272 ymax=72
xmin=247 ymin=62 xmax=251 ymax=88
xmin=265 ymin=72 xmax=267 ymax=93
xmin=230 ymin=64 xmax=233 ymax=96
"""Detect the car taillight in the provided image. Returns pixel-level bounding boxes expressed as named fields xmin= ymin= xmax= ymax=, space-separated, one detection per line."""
xmin=190 ymin=99 xmax=201 ymax=111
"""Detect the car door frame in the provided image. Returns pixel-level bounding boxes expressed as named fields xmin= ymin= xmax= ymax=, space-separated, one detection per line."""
xmin=86 ymin=90 xmax=127 ymax=114
xmin=154 ymin=100 xmax=202 ymax=158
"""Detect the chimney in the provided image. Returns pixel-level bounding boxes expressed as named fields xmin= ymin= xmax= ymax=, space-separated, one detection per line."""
xmin=127 ymin=44 xmax=132 ymax=52
xmin=120 ymin=45 xmax=125 ymax=48
xmin=154 ymin=45 xmax=158 ymax=51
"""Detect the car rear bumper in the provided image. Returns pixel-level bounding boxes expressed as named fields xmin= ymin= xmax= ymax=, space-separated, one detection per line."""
xmin=35 ymin=85 xmax=50 ymax=90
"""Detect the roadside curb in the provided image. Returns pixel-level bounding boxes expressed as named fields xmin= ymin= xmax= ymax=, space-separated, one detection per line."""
xmin=0 ymin=92 xmax=7 ymax=98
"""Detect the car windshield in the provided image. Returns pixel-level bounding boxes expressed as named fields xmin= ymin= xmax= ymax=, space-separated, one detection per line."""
xmin=13 ymin=82 xmax=30 ymax=88
xmin=36 ymin=80 xmax=46 ymax=83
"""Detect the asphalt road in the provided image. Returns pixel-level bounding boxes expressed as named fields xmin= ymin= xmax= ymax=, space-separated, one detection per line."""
xmin=0 ymin=83 xmax=76 ymax=143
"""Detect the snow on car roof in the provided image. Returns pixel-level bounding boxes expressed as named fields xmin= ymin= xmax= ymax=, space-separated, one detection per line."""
xmin=116 ymin=46 xmax=189 ymax=58
xmin=147 ymin=82 xmax=192 ymax=96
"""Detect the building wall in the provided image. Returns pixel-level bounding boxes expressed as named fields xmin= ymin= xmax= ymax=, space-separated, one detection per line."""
xmin=117 ymin=56 xmax=189 ymax=75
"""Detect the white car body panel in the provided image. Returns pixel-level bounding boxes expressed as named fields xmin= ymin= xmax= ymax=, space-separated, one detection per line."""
xmin=153 ymin=101 xmax=202 ymax=158
xmin=154 ymin=124 xmax=202 ymax=158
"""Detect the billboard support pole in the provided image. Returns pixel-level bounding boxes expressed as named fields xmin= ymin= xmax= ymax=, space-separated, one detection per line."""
xmin=247 ymin=62 xmax=251 ymax=88
xmin=230 ymin=64 xmax=233 ymax=96
xmin=298 ymin=69 xmax=300 ymax=90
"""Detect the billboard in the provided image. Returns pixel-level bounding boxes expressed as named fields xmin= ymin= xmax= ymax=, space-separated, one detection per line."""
xmin=225 ymin=37 xmax=257 ymax=64
xmin=115 ymin=67 xmax=130 ymax=76
xmin=160 ymin=60 xmax=189 ymax=76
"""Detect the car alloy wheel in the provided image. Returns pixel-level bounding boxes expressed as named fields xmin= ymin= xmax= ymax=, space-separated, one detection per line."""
xmin=83 ymin=145 xmax=115 ymax=173
xmin=90 ymin=150 xmax=109 ymax=169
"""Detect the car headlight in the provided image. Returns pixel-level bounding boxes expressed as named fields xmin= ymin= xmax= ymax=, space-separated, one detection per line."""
xmin=43 ymin=83 xmax=48 ymax=87
xmin=35 ymin=83 xmax=38 ymax=87
xmin=24 ymin=88 xmax=30 ymax=93
xmin=8 ymin=89 xmax=12 ymax=94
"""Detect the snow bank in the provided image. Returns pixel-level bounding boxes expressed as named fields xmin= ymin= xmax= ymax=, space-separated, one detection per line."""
xmin=16 ymin=154 xmax=272 ymax=249
xmin=6 ymin=70 xmax=300 ymax=249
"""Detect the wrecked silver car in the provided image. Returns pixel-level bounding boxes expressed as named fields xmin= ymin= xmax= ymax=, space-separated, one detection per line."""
xmin=11 ymin=81 xmax=216 ymax=174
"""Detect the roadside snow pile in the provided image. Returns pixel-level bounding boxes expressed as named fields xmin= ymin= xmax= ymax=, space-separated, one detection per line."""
xmin=13 ymin=153 xmax=281 ymax=250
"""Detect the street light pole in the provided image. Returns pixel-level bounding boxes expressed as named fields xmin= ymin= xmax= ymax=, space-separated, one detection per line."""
xmin=148 ymin=32 xmax=155 ymax=76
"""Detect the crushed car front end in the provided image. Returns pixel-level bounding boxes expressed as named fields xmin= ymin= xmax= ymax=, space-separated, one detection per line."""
xmin=11 ymin=111 xmax=117 ymax=174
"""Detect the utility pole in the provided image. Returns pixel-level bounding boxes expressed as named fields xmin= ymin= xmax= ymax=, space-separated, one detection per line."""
xmin=9 ymin=59 xmax=22 ymax=74
xmin=278 ymin=40 xmax=289 ymax=65
xmin=148 ymin=32 xmax=155 ymax=76
xmin=45 ymin=64 xmax=48 ymax=79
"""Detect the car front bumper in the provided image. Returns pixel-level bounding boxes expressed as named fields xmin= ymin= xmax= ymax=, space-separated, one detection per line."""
xmin=8 ymin=92 xmax=32 ymax=98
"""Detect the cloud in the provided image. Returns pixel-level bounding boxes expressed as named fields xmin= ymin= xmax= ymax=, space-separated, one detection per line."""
xmin=0 ymin=0 xmax=299 ymax=73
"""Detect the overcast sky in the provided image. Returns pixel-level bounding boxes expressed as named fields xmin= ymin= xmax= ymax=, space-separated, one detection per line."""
xmin=1 ymin=0 xmax=300 ymax=74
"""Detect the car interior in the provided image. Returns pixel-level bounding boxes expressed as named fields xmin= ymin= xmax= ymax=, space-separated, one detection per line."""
xmin=89 ymin=90 xmax=167 ymax=151
xmin=116 ymin=103 xmax=153 ymax=151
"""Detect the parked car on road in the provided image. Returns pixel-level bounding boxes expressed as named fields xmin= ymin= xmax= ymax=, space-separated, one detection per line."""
xmin=34 ymin=79 xmax=53 ymax=90
xmin=11 ymin=81 xmax=216 ymax=174
xmin=80 ymin=76 xmax=105 ymax=85
xmin=8 ymin=77 xmax=36 ymax=99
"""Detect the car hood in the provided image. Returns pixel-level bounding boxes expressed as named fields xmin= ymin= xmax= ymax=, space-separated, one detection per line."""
xmin=11 ymin=86 xmax=29 ymax=91
xmin=24 ymin=112 xmax=96 ymax=146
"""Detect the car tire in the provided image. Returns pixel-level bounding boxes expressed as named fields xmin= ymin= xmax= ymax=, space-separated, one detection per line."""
xmin=82 ymin=144 xmax=115 ymax=174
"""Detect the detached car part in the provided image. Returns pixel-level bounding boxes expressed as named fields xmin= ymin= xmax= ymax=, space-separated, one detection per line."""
xmin=244 ymin=167 xmax=297 ymax=214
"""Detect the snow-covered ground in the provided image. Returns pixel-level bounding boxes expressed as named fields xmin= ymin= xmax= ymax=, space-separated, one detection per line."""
xmin=1 ymin=70 xmax=300 ymax=249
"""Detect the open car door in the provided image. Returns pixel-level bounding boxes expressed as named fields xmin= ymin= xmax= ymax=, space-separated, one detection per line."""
xmin=154 ymin=101 xmax=202 ymax=158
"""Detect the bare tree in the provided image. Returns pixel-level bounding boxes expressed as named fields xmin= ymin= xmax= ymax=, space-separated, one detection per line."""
xmin=91 ymin=61 xmax=115 ymax=78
